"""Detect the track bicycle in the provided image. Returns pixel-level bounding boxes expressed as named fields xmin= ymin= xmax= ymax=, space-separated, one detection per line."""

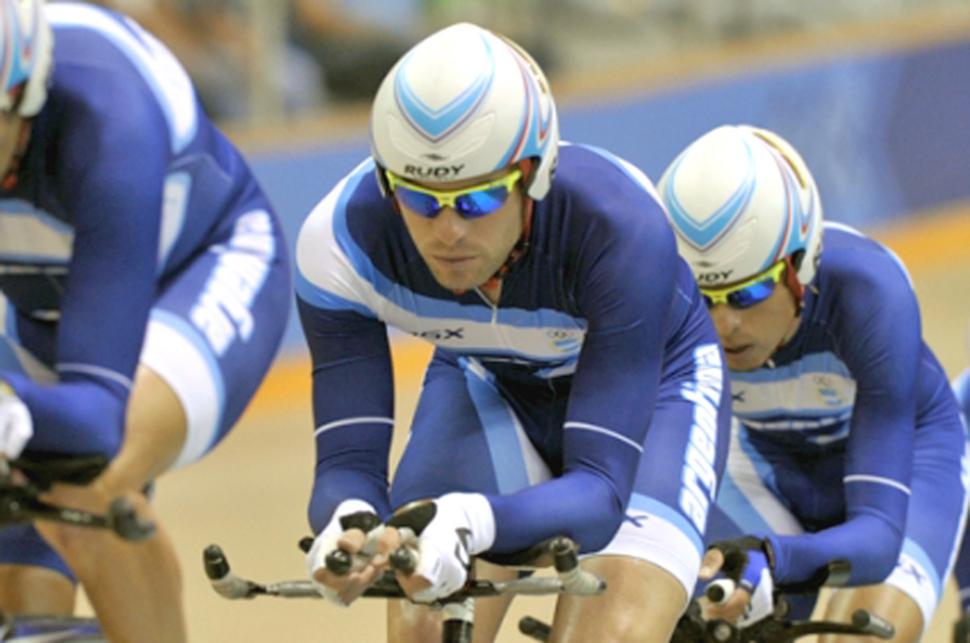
xmin=0 ymin=453 xmax=156 ymax=642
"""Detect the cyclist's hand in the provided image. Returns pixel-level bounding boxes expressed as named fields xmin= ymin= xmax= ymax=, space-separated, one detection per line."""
xmin=0 ymin=381 xmax=32 ymax=459
xmin=388 ymin=492 xmax=495 ymax=603
xmin=306 ymin=500 xmax=386 ymax=606
xmin=700 ymin=536 xmax=775 ymax=627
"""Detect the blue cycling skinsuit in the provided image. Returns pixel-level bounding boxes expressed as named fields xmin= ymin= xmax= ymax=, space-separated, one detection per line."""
xmin=709 ymin=222 xmax=968 ymax=625
xmin=0 ymin=4 xmax=290 ymax=579
xmin=296 ymin=143 xmax=732 ymax=592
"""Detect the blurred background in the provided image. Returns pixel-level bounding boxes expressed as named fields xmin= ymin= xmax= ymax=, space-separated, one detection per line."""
xmin=68 ymin=0 xmax=970 ymax=640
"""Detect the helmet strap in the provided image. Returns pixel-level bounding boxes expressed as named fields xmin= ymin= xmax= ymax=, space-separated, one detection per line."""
xmin=1 ymin=119 xmax=32 ymax=192
xmin=782 ymin=255 xmax=804 ymax=309
xmin=479 ymin=159 xmax=536 ymax=293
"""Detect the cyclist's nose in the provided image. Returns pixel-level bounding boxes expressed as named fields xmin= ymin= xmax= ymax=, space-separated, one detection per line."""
xmin=709 ymin=303 xmax=742 ymax=339
xmin=431 ymin=207 xmax=469 ymax=245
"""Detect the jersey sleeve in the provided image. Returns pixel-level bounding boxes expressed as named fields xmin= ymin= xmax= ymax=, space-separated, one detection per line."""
xmin=295 ymin=175 xmax=396 ymax=532
xmin=768 ymin=245 xmax=919 ymax=585
xmin=488 ymin=155 xmax=682 ymax=553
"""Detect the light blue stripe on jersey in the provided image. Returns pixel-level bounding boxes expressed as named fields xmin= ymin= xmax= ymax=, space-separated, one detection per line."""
xmin=902 ymin=538 xmax=942 ymax=600
xmin=629 ymin=492 xmax=704 ymax=555
xmin=731 ymin=351 xmax=851 ymax=385
xmin=295 ymin=270 xmax=377 ymax=319
xmin=461 ymin=357 xmax=531 ymax=493
xmin=737 ymin=428 xmax=782 ymax=497
xmin=152 ymin=309 xmax=226 ymax=448
xmin=50 ymin=5 xmax=198 ymax=153
xmin=717 ymin=474 xmax=776 ymax=535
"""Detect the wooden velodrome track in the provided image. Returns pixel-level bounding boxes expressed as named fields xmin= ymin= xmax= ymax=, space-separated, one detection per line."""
xmin=124 ymin=207 xmax=968 ymax=643
xmin=79 ymin=8 xmax=970 ymax=641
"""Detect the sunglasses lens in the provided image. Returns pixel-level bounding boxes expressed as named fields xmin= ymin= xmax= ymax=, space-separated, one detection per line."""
xmin=394 ymin=187 xmax=442 ymax=218
xmin=728 ymin=278 xmax=777 ymax=308
xmin=455 ymin=186 xmax=511 ymax=218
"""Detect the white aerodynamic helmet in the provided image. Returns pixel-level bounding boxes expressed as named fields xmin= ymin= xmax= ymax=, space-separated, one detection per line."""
xmin=0 ymin=0 xmax=52 ymax=117
xmin=370 ymin=22 xmax=559 ymax=200
xmin=658 ymin=125 xmax=823 ymax=290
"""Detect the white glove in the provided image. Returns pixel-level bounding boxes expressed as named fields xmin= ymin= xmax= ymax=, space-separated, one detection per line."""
xmin=0 ymin=382 xmax=32 ymax=459
xmin=403 ymin=492 xmax=496 ymax=603
xmin=305 ymin=499 xmax=380 ymax=606
xmin=738 ymin=557 xmax=775 ymax=627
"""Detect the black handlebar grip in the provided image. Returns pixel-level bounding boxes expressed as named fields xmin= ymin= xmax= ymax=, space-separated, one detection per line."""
xmin=390 ymin=547 xmax=417 ymax=575
xmin=203 ymin=544 xmax=231 ymax=581
xmin=851 ymin=609 xmax=895 ymax=639
xmin=325 ymin=549 xmax=353 ymax=576
xmin=519 ymin=616 xmax=552 ymax=640
xmin=705 ymin=582 xmax=729 ymax=604
xmin=108 ymin=497 xmax=156 ymax=541
xmin=298 ymin=536 xmax=314 ymax=553
xmin=550 ymin=537 xmax=578 ymax=574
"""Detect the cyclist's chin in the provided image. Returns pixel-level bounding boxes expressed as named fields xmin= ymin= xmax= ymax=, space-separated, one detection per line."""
xmin=724 ymin=344 xmax=770 ymax=372
xmin=428 ymin=261 xmax=490 ymax=292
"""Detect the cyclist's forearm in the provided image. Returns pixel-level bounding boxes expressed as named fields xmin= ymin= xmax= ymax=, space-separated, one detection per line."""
xmin=488 ymin=467 xmax=629 ymax=554
xmin=767 ymin=512 xmax=904 ymax=586
xmin=5 ymin=373 xmax=127 ymax=456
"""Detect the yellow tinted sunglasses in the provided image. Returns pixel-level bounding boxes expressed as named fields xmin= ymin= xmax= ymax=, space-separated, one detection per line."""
xmin=701 ymin=261 xmax=787 ymax=309
xmin=385 ymin=168 xmax=523 ymax=219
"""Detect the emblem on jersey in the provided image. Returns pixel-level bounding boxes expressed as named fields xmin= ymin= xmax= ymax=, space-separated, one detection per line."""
xmin=413 ymin=327 xmax=464 ymax=341
xmin=547 ymin=329 xmax=581 ymax=353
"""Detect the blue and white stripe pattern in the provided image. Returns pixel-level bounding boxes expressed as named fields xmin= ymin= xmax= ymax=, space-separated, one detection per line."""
xmin=731 ymin=351 xmax=856 ymax=445
xmin=663 ymin=138 xmax=756 ymax=252
xmin=394 ymin=32 xmax=495 ymax=144
xmin=0 ymin=198 xmax=72 ymax=269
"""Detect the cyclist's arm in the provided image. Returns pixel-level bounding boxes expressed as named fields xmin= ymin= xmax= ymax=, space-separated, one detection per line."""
xmin=297 ymin=298 xmax=394 ymax=532
xmin=767 ymin=253 xmax=919 ymax=586
xmin=4 ymin=93 xmax=169 ymax=457
xmin=295 ymin=183 xmax=396 ymax=532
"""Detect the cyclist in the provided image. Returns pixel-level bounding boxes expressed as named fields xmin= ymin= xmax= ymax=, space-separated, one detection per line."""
xmin=0 ymin=2 xmax=290 ymax=641
xmin=296 ymin=22 xmax=731 ymax=642
xmin=658 ymin=124 xmax=968 ymax=642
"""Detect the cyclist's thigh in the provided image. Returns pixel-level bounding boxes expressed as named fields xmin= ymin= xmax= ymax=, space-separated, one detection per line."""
xmin=141 ymin=204 xmax=290 ymax=470
xmin=552 ymin=556 xmax=686 ymax=643
xmin=390 ymin=353 xmax=553 ymax=504
xmin=823 ymin=583 xmax=922 ymax=643
xmin=594 ymin=341 xmax=730 ymax=598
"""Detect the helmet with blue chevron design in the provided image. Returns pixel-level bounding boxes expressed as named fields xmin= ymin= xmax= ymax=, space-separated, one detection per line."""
xmin=657 ymin=125 xmax=822 ymax=290
xmin=0 ymin=0 xmax=52 ymax=116
xmin=370 ymin=22 xmax=559 ymax=200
